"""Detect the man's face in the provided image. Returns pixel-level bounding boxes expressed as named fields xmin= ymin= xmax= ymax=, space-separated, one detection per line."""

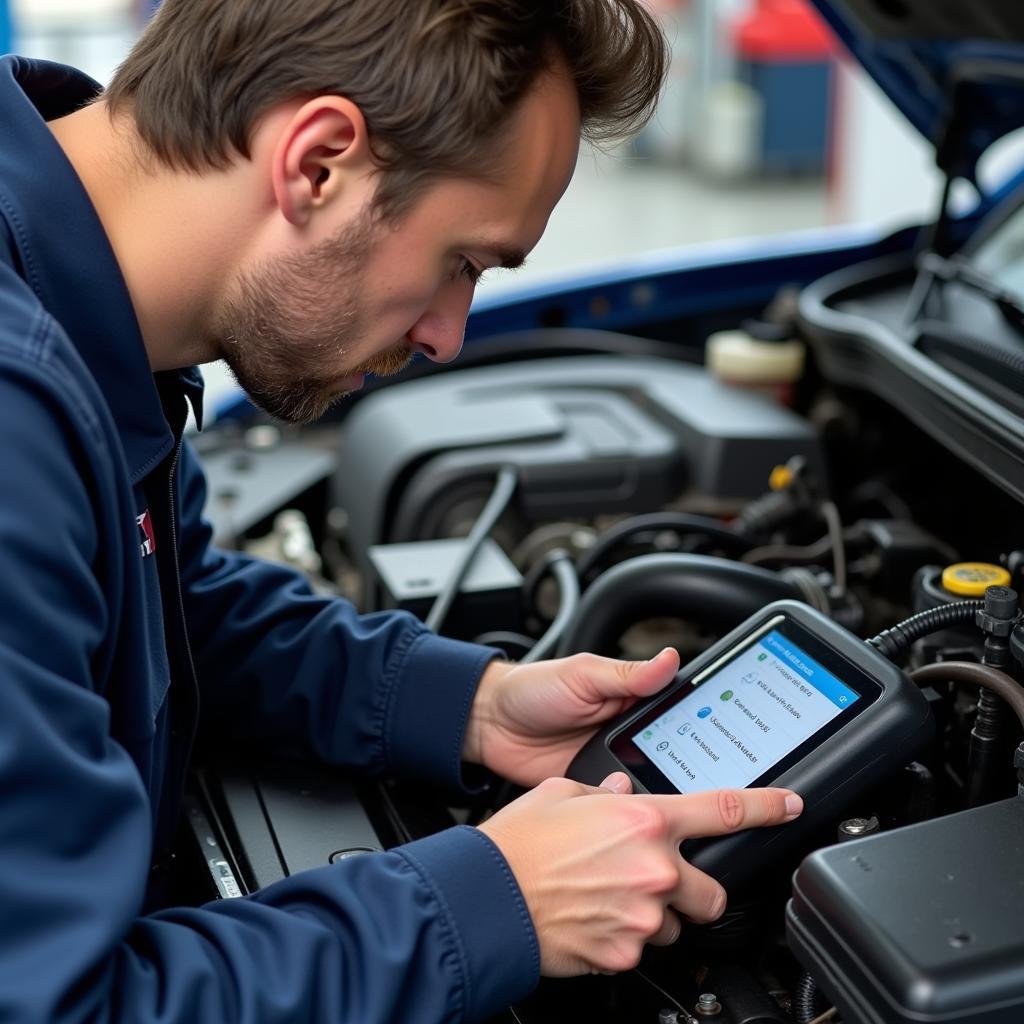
xmin=211 ymin=67 xmax=581 ymax=424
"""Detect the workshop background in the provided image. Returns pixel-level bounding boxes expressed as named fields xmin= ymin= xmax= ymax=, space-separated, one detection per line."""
xmin=2 ymin=0 xmax=998 ymax=411
xmin=1 ymin=0 xmax=955 ymax=254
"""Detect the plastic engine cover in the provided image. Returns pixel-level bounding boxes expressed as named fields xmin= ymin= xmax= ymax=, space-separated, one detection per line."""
xmin=786 ymin=796 xmax=1024 ymax=1024
xmin=334 ymin=355 xmax=823 ymax=556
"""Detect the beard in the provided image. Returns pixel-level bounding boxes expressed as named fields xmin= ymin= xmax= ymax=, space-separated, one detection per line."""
xmin=211 ymin=215 xmax=414 ymax=424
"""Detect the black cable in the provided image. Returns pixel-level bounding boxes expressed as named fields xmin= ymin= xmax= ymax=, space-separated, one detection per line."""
xmin=819 ymin=501 xmax=847 ymax=594
xmin=576 ymin=513 xmax=753 ymax=583
xmin=474 ymin=552 xmax=581 ymax=663
xmin=521 ymin=553 xmax=580 ymax=664
xmin=741 ymin=533 xmax=837 ymax=567
xmin=425 ymin=466 xmax=518 ymax=634
xmin=556 ymin=554 xmax=801 ymax=658
xmin=522 ymin=546 xmax=571 ymax=610
xmin=867 ymin=600 xmax=984 ymax=662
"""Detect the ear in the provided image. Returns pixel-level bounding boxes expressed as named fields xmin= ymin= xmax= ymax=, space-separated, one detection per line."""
xmin=269 ymin=97 xmax=373 ymax=227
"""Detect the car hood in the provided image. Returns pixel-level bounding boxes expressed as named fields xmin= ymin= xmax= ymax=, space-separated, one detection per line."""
xmin=812 ymin=0 xmax=1024 ymax=180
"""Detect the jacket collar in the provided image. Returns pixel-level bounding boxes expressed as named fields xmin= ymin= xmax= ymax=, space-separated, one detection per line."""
xmin=0 ymin=56 xmax=204 ymax=483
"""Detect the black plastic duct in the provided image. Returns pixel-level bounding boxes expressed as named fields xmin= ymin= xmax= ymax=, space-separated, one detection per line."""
xmin=556 ymin=553 xmax=803 ymax=657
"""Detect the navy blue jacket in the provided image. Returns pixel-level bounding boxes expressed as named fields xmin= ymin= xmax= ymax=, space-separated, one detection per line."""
xmin=0 ymin=56 xmax=539 ymax=1023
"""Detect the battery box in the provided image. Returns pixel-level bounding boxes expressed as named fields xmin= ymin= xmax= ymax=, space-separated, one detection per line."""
xmin=367 ymin=537 xmax=523 ymax=641
xmin=786 ymin=796 xmax=1024 ymax=1024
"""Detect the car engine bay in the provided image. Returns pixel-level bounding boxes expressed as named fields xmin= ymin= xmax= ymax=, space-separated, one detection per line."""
xmin=180 ymin=115 xmax=1024 ymax=1021
xmin=184 ymin=274 xmax=1024 ymax=1023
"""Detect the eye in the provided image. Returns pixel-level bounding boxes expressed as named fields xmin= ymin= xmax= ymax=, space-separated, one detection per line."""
xmin=457 ymin=256 xmax=486 ymax=285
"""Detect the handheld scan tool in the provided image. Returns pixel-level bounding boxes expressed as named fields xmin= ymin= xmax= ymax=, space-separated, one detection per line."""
xmin=568 ymin=602 xmax=933 ymax=888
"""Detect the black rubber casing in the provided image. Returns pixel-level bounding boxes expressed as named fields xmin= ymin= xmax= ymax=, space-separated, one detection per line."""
xmin=567 ymin=601 xmax=933 ymax=889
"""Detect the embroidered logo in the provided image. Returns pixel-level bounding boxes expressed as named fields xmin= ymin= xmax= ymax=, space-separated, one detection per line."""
xmin=137 ymin=510 xmax=157 ymax=558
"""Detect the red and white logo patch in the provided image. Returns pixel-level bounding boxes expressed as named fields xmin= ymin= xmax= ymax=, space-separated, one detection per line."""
xmin=136 ymin=510 xmax=157 ymax=558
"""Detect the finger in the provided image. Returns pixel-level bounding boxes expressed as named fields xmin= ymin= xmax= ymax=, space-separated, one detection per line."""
xmin=600 ymin=771 xmax=633 ymax=794
xmin=530 ymin=776 xmax=602 ymax=802
xmin=534 ymin=775 xmax=637 ymax=802
xmin=657 ymin=787 xmax=803 ymax=842
xmin=647 ymin=907 xmax=683 ymax=947
xmin=670 ymin=859 xmax=727 ymax=925
xmin=570 ymin=647 xmax=681 ymax=703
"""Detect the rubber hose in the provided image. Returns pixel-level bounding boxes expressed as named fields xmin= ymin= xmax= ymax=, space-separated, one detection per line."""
xmin=576 ymin=512 xmax=754 ymax=581
xmin=521 ymin=554 xmax=581 ymax=664
xmin=556 ymin=553 xmax=802 ymax=658
xmin=868 ymin=600 xmax=983 ymax=662
xmin=793 ymin=972 xmax=829 ymax=1024
xmin=911 ymin=661 xmax=1024 ymax=732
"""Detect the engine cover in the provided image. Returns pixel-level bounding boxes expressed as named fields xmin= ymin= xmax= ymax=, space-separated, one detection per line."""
xmin=334 ymin=355 xmax=824 ymax=558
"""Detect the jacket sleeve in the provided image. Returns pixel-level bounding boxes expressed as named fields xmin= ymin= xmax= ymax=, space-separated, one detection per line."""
xmin=177 ymin=438 xmax=498 ymax=790
xmin=0 ymin=354 xmax=539 ymax=1024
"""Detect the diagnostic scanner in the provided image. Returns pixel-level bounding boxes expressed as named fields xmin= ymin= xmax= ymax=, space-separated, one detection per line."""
xmin=567 ymin=601 xmax=933 ymax=889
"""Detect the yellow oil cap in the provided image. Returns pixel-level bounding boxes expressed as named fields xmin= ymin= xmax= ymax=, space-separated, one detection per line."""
xmin=941 ymin=562 xmax=1011 ymax=597
xmin=769 ymin=464 xmax=794 ymax=492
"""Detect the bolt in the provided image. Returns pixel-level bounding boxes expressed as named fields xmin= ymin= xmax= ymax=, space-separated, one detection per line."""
xmin=838 ymin=816 xmax=880 ymax=842
xmin=695 ymin=993 xmax=722 ymax=1017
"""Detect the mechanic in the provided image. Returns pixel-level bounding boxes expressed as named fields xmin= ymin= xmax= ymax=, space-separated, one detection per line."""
xmin=0 ymin=2 xmax=803 ymax=1022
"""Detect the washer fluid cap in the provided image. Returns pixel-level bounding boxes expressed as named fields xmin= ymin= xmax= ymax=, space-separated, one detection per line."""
xmin=941 ymin=562 xmax=1011 ymax=597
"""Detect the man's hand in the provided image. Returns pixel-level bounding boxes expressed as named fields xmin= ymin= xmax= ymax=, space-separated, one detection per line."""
xmin=464 ymin=649 xmax=680 ymax=787
xmin=479 ymin=775 xmax=803 ymax=976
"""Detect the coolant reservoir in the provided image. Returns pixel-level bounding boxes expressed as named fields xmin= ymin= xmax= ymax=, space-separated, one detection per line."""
xmin=915 ymin=562 xmax=1012 ymax=611
xmin=706 ymin=320 xmax=805 ymax=404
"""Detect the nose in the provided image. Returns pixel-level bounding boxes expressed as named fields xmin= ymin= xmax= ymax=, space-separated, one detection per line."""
xmin=406 ymin=287 xmax=473 ymax=364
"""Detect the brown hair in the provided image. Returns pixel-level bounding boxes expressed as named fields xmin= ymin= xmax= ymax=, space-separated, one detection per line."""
xmin=105 ymin=0 xmax=667 ymax=216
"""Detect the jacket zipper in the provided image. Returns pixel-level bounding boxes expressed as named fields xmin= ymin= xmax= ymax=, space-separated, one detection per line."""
xmin=167 ymin=439 xmax=200 ymax=748
xmin=150 ymin=437 xmax=202 ymax=885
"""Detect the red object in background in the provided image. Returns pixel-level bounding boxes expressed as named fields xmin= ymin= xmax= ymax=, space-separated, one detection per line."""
xmin=734 ymin=0 xmax=835 ymax=61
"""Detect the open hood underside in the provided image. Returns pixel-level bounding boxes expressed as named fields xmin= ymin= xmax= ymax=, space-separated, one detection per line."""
xmin=812 ymin=0 xmax=1024 ymax=180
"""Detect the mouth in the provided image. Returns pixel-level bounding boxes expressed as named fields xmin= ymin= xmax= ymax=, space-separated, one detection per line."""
xmin=354 ymin=342 xmax=417 ymax=380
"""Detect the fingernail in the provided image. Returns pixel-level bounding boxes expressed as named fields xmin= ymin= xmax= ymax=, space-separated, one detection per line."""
xmin=784 ymin=794 xmax=804 ymax=818
xmin=648 ymin=647 xmax=671 ymax=663
xmin=602 ymin=772 xmax=631 ymax=794
xmin=710 ymin=889 xmax=727 ymax=920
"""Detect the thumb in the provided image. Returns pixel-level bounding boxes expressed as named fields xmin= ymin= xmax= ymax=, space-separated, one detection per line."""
xmin=600 ymin=771 xmax=633 ymax=794
xmin=579 ymin=647 xmax=681 ymax=701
